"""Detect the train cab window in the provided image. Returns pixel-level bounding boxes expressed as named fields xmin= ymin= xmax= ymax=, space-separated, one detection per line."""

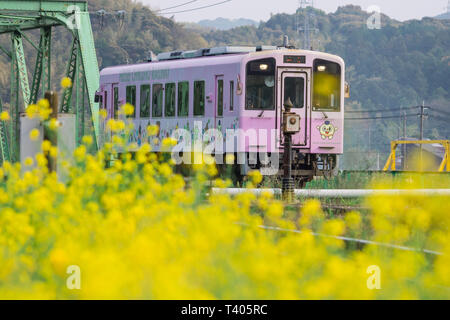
xmin=152 ymin=84 xmax=163 ymax=118
xmin=313 ymin=59 xmax=341 ymax=112
xmin=217 ymin=79 xmax=224 ymax=117
xmin=230 ymin=81 xmax=234 ymax=112
xmin=104 ymin=91 xmax=108 ymax=110
xmin=194 ymin=81 xmax=205 ymax=116
xmin=165 ymin=83 xmax=176 ymax=117
xmin=178 ymin=81 xmax=189 ymax=117
xmin=246 ymin=58 xmax=276 ymax=110
xmin=284 ymin=77 xmax=305 ymax=108
xmin=113 ymin=87 xmax=119 ymax=119
xmin=140 ymin=84 xmax=151 ymax=118
xmin=126 ymin=85 xmax=136 ymax=118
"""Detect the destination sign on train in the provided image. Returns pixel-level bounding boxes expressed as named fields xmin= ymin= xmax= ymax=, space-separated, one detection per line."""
xmin=284 ymin=55 xmax=306 ymax=64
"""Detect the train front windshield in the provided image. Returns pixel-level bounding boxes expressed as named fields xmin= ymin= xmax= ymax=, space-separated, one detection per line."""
xmin=312 ymin=59 xmax=341 ymax=112
xmin=246 ymin=58 xmax=276 ymax=110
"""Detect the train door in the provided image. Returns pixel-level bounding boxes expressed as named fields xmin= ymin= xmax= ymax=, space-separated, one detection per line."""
xmin=111 ymin=83 xmax=119 ymax=119
xmin=215 ymin=75 xmax=224 ymax=131
xmin=278 ymin=69 xmax=310 ymax=147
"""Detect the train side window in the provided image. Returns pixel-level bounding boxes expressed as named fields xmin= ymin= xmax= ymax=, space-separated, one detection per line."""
xmin=126 ymin=85 xmax=136 ymax=118
xmin=217 ymin=79 xmax=224 ymax=117
xmin=152 ymin=84 xmax=163 ymax=118
xmin=178 ymin=81 xmax=189 ymax=117
xmin=113 ymin=87 xmax=119 ymax=119
xmin=104 ymin=91 xmax=108 ymax=109
xmin=194 ymin=81 xmax=205 ymax=116
xmin=140 ymin=84 xmax=151 ymax=118
xmin=229 ymin=81 xmax=234 ymax=112
xmin=165 ymin=83 xmax=176 ymax=117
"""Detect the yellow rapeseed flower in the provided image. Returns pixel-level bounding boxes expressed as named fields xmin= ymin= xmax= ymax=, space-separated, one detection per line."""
xmin=147 ymin=125 xmax=159 ymax=136
xmin=61 ymin=77 xmax=73 ymax=89
xmin=24 ymin=157 xmax=34 ymax=167
xmin=38 ymin=98 xmax=50 ymax=109
xmin=345 ymin=211 xmax=362 ymax=230
xmin=49 ymin=147 xmax=58 ymax=158
xmin=121 ymin=103 xmax=134 ymax=116
xmin=42 ymin=140 xmax=52 ymax=152
xmin=82 ymin=135 xmax=93 ymax=146
xmin=74 ymin=145 xmax=86 ymax=162
xmin=248 ymin=170 xmax=263 ymax=185
xmin=0 ymin=111 xmax=10 ymax=121
xmin=49 ymin=119 xmax=60 ymax=131
xmin=99 ymin=109 xmax=108 ymax=119
xmin=162 ymin=137 xmax=177 ymax=148
xmin=225 ymin=154 xmax=235 ymax=165
xmin=26 ymin=104 xmax=38 ymax=119
xmin=29 ymin=128 xmax=40 ymax=141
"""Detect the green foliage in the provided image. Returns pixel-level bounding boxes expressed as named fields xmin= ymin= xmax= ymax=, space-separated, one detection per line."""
xmin=0 ymin=2 xmax=448 ymax=165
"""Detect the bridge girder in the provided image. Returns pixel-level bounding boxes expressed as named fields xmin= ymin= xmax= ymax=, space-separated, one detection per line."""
xmin=0 ymin=0 xmax=100 ymax=164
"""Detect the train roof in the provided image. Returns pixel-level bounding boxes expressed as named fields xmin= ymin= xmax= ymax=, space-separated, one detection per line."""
xmin=100 ymin=46 xmax=344 ymax=76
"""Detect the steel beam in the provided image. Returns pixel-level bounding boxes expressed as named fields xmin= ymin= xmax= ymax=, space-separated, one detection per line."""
xmin=0 ymin=97 xmax=11 ymax=165
xmin=0 ymin=0 xmax=99 ymax=162
xmin=42 ymin=27 xmax=51 ymax=93
xmin=30 ymin=27 xmax=51 ymax=104
xmin=0 ymin=1 xmax=88 ymax=12
xmin=76 ymin=12 xmax=100 ymax=148
xmin=10 ymin=33 xmax=19 ymax=162
xmin=12 ymin=31 xmax=30 ymax=107
xmin=60 ymin=37 xmax=79 ymax=113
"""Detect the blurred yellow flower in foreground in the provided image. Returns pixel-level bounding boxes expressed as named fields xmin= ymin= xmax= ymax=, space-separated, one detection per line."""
xmin=61 ymin=77 xmax=72 ymax=89
xmin=29 ymin=128 xmax=40 ymax=141
xmin=0 ymin=111 xmax=10 ymax=121
xmin=0 ymin=128 xmax=448 ymax=300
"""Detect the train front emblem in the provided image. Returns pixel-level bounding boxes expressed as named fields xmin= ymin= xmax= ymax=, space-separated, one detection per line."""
xmin=317 ymin=121 xmax=338 ymax=140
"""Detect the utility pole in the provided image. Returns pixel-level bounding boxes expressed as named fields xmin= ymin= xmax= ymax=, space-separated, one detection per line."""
xmin=403 ymin=111 xmax=407 ymax=169
xmin=297 ymin=0 xmax=318 ymax=50
xmin=419 ymin=101 xmax=429 ymax=171
xmin=420 ymin=101 xmax=425 ymax=142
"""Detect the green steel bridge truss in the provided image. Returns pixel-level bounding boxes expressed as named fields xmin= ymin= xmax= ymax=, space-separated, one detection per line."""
xmin=0 ymin=0 xmax=100 ymax=165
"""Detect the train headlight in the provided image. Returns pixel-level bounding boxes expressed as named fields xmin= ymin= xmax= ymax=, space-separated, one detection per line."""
xmin=259 ymin=64 xmax=269 ymax=71
xmin=317 ymin=65 xmax=326 ymax=72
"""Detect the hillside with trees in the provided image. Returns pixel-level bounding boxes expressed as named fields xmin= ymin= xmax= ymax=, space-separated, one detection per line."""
xmin=0 ymin=1 xmax=448 ymax=169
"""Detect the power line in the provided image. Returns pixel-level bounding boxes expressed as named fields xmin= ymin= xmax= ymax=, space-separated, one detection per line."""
xmin=89 ymin=0 xmax=233 ymax=18
xmin=346 ymin=114 xmax=419 ymax=121
xmin=158 ymin=0 xmax=233 ymax=15
xmin=430 ymin=108 xmax=450 ymax=118
xmin=345 ymin=106 xmax=420 ymax=113
xmin=155 ymin=0 xmax=199 ymax=13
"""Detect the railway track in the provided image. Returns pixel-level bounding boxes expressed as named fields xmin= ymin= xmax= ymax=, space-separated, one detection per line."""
xmin=286 ymin=203 xmax=367 ymax=212
xmin=212 ymin=188 xmax=450 ymax=198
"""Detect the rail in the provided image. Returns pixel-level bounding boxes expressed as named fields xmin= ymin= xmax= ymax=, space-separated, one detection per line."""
xmin=212 ymin=188 xmax=450 ymax=198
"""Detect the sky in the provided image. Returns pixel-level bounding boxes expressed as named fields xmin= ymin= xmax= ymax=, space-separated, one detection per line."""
xmin=138 ymin=0 xmax=449 ymax=23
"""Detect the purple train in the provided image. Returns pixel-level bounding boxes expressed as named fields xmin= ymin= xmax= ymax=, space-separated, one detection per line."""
xmin=96 ymin=46 xmax=347 ymax=184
